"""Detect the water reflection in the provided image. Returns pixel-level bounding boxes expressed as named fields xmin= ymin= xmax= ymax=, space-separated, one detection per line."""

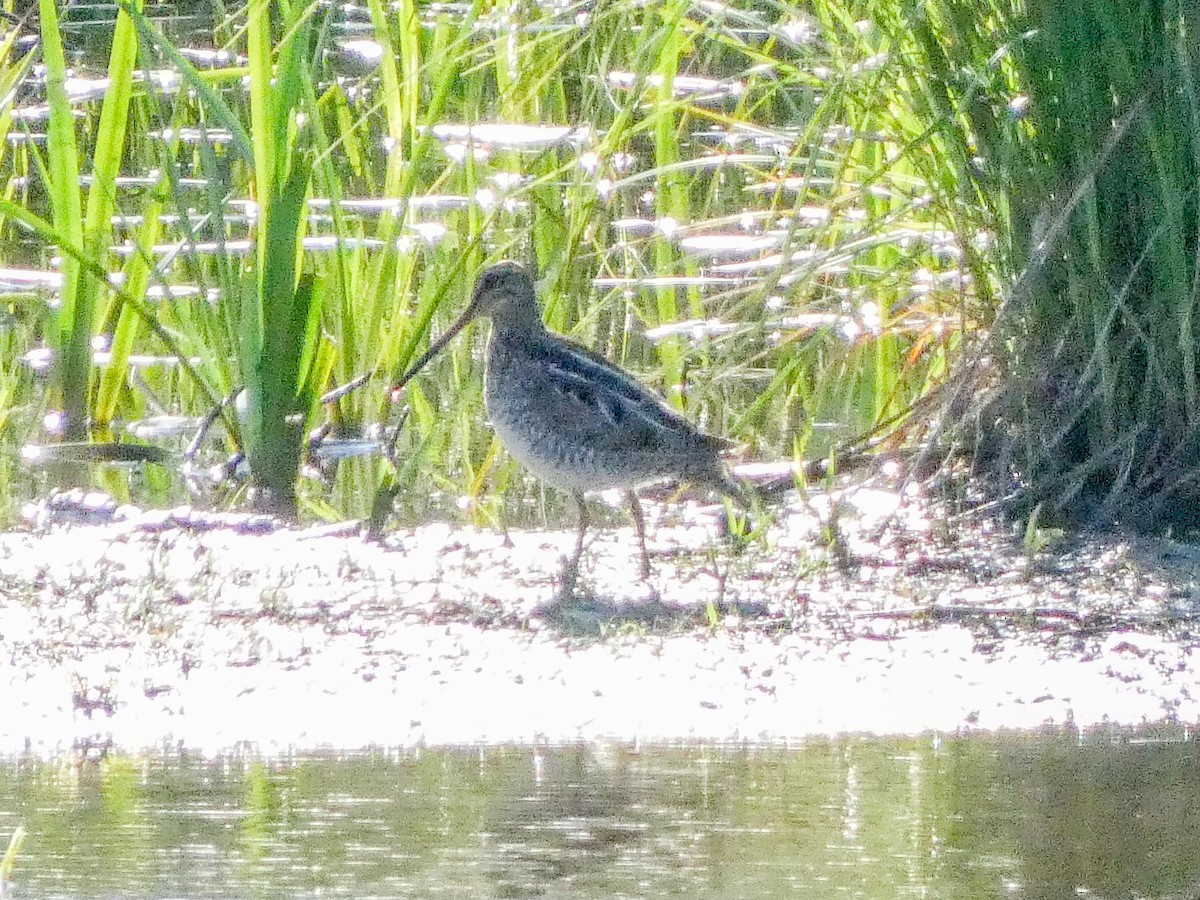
xmin=0 ymin=732 xmax=1197 ymax=898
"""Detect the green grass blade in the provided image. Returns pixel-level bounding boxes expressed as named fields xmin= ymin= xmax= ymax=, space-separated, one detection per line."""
xmin=238 ymin=0 xmax=320 ymax=516
xmin=38 ymin=0 xmax=86 ymax=437
xmin=94 ymin=196 xmax=162 ymax=426
xmin=81 ymin=0 xmax=143 ymax=429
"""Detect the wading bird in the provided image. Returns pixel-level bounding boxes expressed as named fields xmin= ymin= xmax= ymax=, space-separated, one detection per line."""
xmin=391 ymin=262 xmax=743 ymax=589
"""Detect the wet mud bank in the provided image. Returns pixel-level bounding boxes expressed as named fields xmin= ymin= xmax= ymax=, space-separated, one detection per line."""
xmin=1 ymin=492 xmax=1198 ymax=756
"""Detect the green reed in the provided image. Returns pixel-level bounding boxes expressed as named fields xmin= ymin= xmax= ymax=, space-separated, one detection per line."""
xmin=874 ymin=0 xmax=1200 ymax=529
xmin=238 ymin=0 xmax=324 ymax=517
xmin=37 ymin=0 xmax=86 ymax=439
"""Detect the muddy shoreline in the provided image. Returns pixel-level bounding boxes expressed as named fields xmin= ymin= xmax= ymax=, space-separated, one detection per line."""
xmin=1 ymin=490 xmax=1197 ymax=756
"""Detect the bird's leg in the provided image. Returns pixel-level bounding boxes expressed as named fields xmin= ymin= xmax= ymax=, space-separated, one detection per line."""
xmin=625 ymin=490 xmax=651 ymax=580
xmin=572 ymin=491 xmax=588 ymax=567
xmin=558 ymin=490 xmax=588 ymax=593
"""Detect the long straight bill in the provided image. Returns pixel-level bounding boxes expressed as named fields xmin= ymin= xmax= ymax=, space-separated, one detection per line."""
xmin=389 ymin=309 xmax=476 ymax=399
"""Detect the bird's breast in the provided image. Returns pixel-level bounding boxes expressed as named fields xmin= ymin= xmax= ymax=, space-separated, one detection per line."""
xmin=484 ymin=367 xmax=607 ymax=491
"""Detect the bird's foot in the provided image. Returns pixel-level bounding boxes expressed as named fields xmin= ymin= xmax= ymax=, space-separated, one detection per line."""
xmin=627 ymin=578 xmax=660 ymax=605
xmin=553 ymin=552 xmax=584 ymax=602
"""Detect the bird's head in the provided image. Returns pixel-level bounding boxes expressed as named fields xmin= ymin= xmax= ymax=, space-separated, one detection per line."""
xmin=390 ymin=262 xmax=543 ymax=397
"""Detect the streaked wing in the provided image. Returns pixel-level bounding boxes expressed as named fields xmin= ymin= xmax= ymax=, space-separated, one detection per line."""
xmin=523 ymin=333 xmax=730 ymax=454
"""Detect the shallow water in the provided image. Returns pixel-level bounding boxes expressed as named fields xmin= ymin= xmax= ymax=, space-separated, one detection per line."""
xmin=1 ymin=733 xmax=1197 ymax=899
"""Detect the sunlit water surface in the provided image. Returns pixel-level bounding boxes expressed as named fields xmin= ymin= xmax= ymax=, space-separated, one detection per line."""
xmin=1 ymin=0 xmax=966 ymax=523
xmin=1 ymin=733 xmax=1197 ymax=898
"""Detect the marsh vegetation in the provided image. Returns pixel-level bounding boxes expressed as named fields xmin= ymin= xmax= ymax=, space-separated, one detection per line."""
xmin=0 ymin=0 xmax=978 ymax=529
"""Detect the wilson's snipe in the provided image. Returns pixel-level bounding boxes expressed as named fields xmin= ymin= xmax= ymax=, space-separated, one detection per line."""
xmin=392 ymin=262 xmax=742 ymax=588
